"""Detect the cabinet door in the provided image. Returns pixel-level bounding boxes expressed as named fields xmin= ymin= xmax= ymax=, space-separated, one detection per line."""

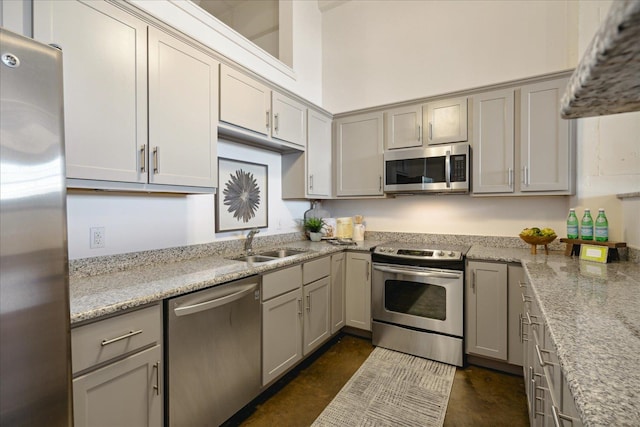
xmin=148 ymin=28 xmax=218 ymax=187
xmin=385 ymin=105 xmax=422 ymax=150
xmin=520 ymin=78 xmax=571 ymax=192
xmin=73 ymin=345 xmax=162 ymax=427
xmin=262 ymin=289 xmax=303 ymax=386
xmin=345 ymin=252 xmax=371 ymax=331
xmin=272 ymin=92 xmax=306 ymax=147
xmin=219 ymin=64 xmax=270 ymax=136
xmin=307 ymin=110 xmax=333 ymax=198
xmin=303 ymin=277 xmax=331 ymax=356
xmin=330 ymin=253 xmax=346 ymax=334
xmin=33 ymin=0 xmax=147 ymax=183
xmin=335 ymin=113 xmax=384 ymax=197
xmin=472 ymin=89 xmax=515 ymax=194
xmin=466 ymin=261 xmax=507 ymax=360
xmin=507 ymin=264 xmax=524 ymax=366
xmin=424 ymin=97 xmax=468 ymax=144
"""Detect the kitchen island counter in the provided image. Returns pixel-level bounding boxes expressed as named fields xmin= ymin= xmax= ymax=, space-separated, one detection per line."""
xmin=468 ymin=245 xmax=640 ymax=426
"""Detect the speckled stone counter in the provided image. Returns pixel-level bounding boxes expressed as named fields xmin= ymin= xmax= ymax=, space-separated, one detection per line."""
xmin=70 ymin=240 xmax=381 ymax=324
xmin=468 ymin=246 xmax=640 ymax=426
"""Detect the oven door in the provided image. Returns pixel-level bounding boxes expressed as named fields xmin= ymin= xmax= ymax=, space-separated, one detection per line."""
xmin=372 ymin=263 xmax=463 ymax=337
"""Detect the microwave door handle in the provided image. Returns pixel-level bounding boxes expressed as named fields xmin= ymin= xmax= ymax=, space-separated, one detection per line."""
xmin=445 ymin=150 xmax=451 ymax=188
xmin=373 ymin=265 xmax=461 ymax=279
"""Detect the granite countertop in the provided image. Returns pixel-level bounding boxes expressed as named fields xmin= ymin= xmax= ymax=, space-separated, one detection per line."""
xmin=70 ymin=240 xmax=381 ymax=324
xmin=468 ymin=246 xmax=640 ymax=426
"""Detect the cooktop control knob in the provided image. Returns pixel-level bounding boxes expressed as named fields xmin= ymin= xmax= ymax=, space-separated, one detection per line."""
xmin=448 ymin=251 xmax=455 ymax=257
xmin=438 ymin=251 xmax=445 ymax=256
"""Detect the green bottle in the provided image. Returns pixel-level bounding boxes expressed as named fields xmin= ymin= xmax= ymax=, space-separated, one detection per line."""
xmin=595 ymin=208 xmax=608 ymax=242
xmin=581 ymin=209 xmax=593 ymax=240
xmin=567 ymin=209 xmax=579 ymax=239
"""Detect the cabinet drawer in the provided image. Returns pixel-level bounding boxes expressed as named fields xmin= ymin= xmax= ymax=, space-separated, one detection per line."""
xmin=262 ymin=265 xmax=302 ymax=301
xmin=72 ymin=304 xmax=162 ymax=374
xmin=303 ymin=256 xmax=330 ymax=285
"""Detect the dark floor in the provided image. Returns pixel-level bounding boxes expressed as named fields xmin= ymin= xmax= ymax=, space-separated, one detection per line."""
xmin=233 ymin=334 xmax=528 ymax=426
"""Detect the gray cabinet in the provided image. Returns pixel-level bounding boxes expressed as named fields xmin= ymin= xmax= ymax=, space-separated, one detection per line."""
xmin=306 ymin=109 xmax=333 ymax=198
xmin=423 ymin=97 xmax=468 ymax=145
xmin=385 ymin=105 xmax=422 ymax=150
xmin=472 ymin=89 xmax=515 ymax=193
xmin=261 ymin=265 xmax=303 ymax=386
xmin=34 ymin=0 xmax=219 ymax=191
xmin=219 ymin=64 xmax=306 ymax=149
xmin=507 ymin=264 xmax=524 ymax=366
xmin=520 ymin=78 xmax=573 ymax=193
xmin=148 ymin=27 xmax=219 ymax=188
xmin=303 ymin=276 xmax=331 ymax=356
xmin=472 ymin=77 xmax=574 ymax=196
xmin=70 ymin=304 xmax=163 ymax=427
xmin=335 ymin=112 xmax=384 ymax=197
xmin=330 ymin=253 xmax=346 ymax=333
xmin=34 ymin=0 xmax=148 ymax=184
xmin=345 ymin=252 xmax=371 ymax=331
xmin=466 ymin=261 xmax=508 ymax=360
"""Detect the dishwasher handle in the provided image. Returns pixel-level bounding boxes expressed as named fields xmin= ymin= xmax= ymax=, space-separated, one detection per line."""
xmin=173 ymin=282 xmax=258 ymax=317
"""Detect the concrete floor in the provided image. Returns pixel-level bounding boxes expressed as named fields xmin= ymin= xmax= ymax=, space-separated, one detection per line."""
xmin=229 ymin=334 xmax=529 ymax=426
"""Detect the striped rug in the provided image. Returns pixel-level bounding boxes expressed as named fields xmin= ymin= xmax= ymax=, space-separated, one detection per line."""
xmin=311 ymin=347 xmax=456 ymax=427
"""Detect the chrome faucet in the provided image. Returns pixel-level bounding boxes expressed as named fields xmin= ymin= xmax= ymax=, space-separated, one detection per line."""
xmin=244 ymin=228 xmax=260 ymax=254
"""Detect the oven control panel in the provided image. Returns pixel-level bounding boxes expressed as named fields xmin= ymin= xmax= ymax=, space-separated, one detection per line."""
xmin=374 ymin=246 xmax=463 ymax=260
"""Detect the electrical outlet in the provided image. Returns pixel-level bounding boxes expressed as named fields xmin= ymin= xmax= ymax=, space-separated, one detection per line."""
xmin=90 ymin=227 xmax=105 ymax=249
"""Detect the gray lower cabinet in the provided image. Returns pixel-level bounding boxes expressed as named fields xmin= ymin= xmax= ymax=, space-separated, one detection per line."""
xmin=345 ymin=252 xmax=371 ymax=331
xmin=466 ymin=261 xmax=525 ymax=365
xmin=330 ymin=253 xmax=346 ymax=333
xmin=262 ymin=257 xmax=332 ymax=386
xmin=71 ymin=304 xmax=163 ymax=427
xmin=466 ymin=261 xmax=508 ymax=360
xmin=73 ymin=346 xmax=162 ymax=427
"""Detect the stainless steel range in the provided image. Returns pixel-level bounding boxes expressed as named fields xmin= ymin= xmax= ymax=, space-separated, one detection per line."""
xmin=371 ymin=242 xmax=470 ymax=367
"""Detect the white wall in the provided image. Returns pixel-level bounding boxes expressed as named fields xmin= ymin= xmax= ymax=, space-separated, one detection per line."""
xmin=66 ymin=141 xmax=309 ymax=259
xmin=321 ymin=0 xmax=639 ymax=247
xmin=322 ymin=0 xmax=579 ymax=113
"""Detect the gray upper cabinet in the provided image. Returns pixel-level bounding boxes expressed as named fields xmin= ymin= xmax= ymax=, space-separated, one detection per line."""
xmin=148 ymin=27 xmax=218 ymax=188
xmin=423 ymin=97 xmax=468 ymax=145
xmin=385 ymin=105 xmax=422 ymax=150
xmin=520 ymin=78 xmax=572 ymax=193
xmin=472 ymin=89 xmax=515 ymax=194
xmin=335 ymin=112 xmax=384 ymax=197
xmin=34 ymin=0 xmax=148 ymax=184
xmin=219 ymin=64 xmax=271 ymax=136
xmin=219 ymin=64 xmax=306 ymax=150
xmin=307 ymin=109 xmax=333 ymax=197
xmin=34 ymin=0 xmax=218 ymax=191
xmin=473 ymin=76 xmax=574 ymax=196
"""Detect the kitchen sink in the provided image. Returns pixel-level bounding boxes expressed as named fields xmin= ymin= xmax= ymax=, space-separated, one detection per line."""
xmin=228 ymin=248 xmax=308 ymax=263
xmin=258 ymin=249 xmax=307 ymax=258
xmin=230 ymin=255 xmax=277 ymax=263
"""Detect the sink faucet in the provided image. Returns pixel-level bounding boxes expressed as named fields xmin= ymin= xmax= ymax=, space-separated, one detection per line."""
xmin=244 ymin=228 xmax=260 ymax=254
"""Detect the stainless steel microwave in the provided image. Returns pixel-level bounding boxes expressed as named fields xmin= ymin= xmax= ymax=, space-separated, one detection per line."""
xmin=383 ymin=143 xmax=470 ymax=194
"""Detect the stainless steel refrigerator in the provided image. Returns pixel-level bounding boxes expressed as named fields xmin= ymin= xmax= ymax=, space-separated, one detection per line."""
xmin=0 ymin=27 xmax=72 ymax=425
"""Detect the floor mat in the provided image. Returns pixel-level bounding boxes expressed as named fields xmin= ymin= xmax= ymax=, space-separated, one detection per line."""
xmin=311 ymin=347 xmax=456 ymax=427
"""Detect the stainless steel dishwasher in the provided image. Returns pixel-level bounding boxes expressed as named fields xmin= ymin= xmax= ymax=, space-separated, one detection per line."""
xmin=166 ymin=276 xmax=261 ymax=426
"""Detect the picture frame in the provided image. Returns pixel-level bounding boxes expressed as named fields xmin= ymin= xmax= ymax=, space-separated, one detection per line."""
xmin=216 ymin=158 xmax=268 ymax=232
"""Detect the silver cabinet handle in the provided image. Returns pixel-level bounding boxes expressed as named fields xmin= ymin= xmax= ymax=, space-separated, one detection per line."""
xmin=508 ymin=167 xmax=513 ymax=188
xmin=274 ymin=113 xmax=279 ymax=132
xmin=519 ymin=280 xmax=527 ymax=288
xmin=522 ymin=166 xmax=529 ymax=186
xmin=309 ymin=174 xmax=313 ymax=191
xmin=366 ymin=261 xmax=370 ymax=281
xmin=140 ymin=145 xmax=146 ymax=173
xmin=471 ymin=270 xmax=476 ymax=291
xmin=535 ymin=344 xmax=557 ymax=367
xmin=306 ymin=294 xmax=311 ymax=312
xmin=153 ymin=146 xmax=159 ymax=174
xmin=174 ymin=283 xmax=257 ymax=316
xmin=379 ymin=176 xmax=382 ymax=192
xmin=101 ymin=329 xmax=143 ymax=346
xmin=417 ymin=124 xmax=422 ymax=142
xmin=429 ymin=122 xmax=433 ymax=140
xmin=527 ymin=312 xmax=539 ymax=326
xmin=153 ymin=361 xmax=160 ymax=395
xmin=522 ymin=294 xmax=532 ymax=303
xmin=552 ymin=405 xmax=574 ymax=427
xmin=297 ymin=298 xmax=302 ymax=316
xmin=266 ymin=111 xmax=270 ymax=128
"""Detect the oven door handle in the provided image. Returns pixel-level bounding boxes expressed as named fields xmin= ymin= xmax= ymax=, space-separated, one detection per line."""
xmin=373 ymin=265 xmax=462 ymax=279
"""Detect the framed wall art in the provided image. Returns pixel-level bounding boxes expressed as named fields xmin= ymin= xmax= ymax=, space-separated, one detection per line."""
xmin=216 ymin=158 xmax=268 ymax=232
